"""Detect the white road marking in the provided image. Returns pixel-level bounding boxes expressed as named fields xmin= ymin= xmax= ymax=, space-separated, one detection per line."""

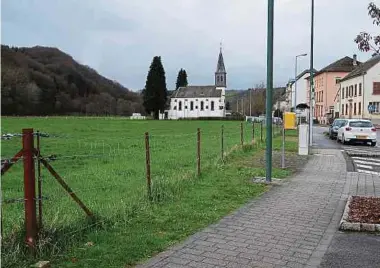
xmin=352 ymin=156 xmax=380 ymax=162
xmin=357 ymin=169 xmax=380 ymax=175
xmin=353 ymin=159 xmax=380 ymax=166
xmin=356 ymin=164 xmax=373 ymax=169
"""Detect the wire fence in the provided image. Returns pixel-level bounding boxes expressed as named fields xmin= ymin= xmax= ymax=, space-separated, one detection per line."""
xmin=1 ymin=121 xmax=283 ymax=265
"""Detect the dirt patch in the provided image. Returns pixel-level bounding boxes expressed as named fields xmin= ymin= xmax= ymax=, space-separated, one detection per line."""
xmin=348 ymin=196 xmax=380 ymax=224
xmin=249 ymin=150 xmax=309 ymax=174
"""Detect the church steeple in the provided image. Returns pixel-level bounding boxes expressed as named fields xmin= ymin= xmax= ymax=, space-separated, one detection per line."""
xmin=215 ymin=44 xmax=227 ymax=87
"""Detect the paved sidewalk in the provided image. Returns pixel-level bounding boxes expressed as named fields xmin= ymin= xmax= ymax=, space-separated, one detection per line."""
xmin=136 ymin=149 xmax=350 ymax=268
xmin=346 ymin=171 xmax=380 ymax=197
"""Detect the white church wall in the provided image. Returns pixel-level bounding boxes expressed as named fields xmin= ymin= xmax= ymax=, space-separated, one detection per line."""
xmin=169 ymin=97 xmax=225 ymax=119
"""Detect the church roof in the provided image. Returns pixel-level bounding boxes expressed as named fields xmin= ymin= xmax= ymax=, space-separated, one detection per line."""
xmin=172 ymin=86 xmax=222 ymax=98
xmin=215 ymin=49 xmax=226 ymax=73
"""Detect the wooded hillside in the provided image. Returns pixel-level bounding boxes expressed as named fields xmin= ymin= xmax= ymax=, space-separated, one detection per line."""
xmin=1 ymin=45 xmax=144 ymax=116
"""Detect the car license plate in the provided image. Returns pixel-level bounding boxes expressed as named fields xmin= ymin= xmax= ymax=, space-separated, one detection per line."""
xmin=356 ymin=135 xmax=367 ymax=139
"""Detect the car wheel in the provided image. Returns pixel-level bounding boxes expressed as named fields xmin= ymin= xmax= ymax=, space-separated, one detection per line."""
xmin=371 ymin=142 xmax=377 ymax=147
xmin=342 ymin=135 xmax=348 ymax=145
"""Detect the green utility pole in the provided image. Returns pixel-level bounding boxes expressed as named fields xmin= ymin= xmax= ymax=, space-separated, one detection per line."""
xmin=309 ymin=0 xmax=315 ymax=146
xmin=265 ymin=0 xmax=274 ymax=183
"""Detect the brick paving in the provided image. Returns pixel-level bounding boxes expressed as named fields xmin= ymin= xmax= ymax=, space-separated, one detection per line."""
xmin=136 ymin=149 xmax=350 ymax=268
xmin=347 ymin=171 xmax=380 ymax=197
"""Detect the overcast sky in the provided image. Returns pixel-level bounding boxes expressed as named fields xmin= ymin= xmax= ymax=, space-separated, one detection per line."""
xmin=2 ymin=0 xmax=378 ymax=90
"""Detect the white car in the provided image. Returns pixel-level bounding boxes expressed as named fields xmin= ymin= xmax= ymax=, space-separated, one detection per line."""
xmin=337 ymin=119 xmax=377 ymax=146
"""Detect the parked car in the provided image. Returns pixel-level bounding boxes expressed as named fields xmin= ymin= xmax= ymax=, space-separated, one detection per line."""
xmin=328 ymin=118 xmax=346 ymax=139
xmin=336 ymin=119 xmax=377 ymax=146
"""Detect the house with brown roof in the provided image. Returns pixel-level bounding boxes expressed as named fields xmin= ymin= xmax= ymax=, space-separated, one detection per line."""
xmin=167 ymin=48 xmax=227 ymax=119
xmin=306 ymin=55 xmax=360 ymax=124
xmin=338 ymin=54 xmax=380 ymax=123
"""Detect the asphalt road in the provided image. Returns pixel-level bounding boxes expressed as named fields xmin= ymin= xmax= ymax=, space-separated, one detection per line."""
xmin=313 ymin=126 xmax=380 ymax=268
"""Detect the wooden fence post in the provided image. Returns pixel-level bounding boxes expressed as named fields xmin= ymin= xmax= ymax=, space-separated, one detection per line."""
xmin=145 ymin=132 xmax=152 ymax=201
xmin=221 ymin=125 xmax=224 ymax=161
xmin=261 ymin=121 xmax=263 ymax=143
xmin=22 ymin=128 xmax=37 ymax=255
xmin=252 ymin=122 xmax=255 ymax=142
xmin=36 ymin=131 xmax=43 ymax=229
xmin=240 ymin=122 xmax=244 ymax=147
xmin=197 ymin=128 xmax=201 ymax=176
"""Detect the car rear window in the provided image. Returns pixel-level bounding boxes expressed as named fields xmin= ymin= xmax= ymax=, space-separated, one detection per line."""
xmin=349 ymin=121 xmax=373 ymax=128
xmin=333 ymin=120 xmax=345 ymax=126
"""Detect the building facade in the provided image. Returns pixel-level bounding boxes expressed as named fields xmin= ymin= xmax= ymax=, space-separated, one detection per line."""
xmin=167 ymin=48 xmax=227 ymax=119
xmin=307 ymin=56 xmax=359 ymax=124
xmin=338 ymin=55 xmax=380 ymax=123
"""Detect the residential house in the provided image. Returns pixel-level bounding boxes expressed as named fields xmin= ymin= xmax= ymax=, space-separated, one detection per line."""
xmin=287 ymin=69 xmax=318 ymax=110
xmin=338 ymin=54 xmax=380 ymax=123
xmin=306 ymin=55 xmax=360 ymax=124
xmin=167 ymin=48 xmax=226 ymax=119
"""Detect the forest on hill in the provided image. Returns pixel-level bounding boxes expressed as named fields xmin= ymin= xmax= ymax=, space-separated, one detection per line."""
xmin=1 ymin=45 xmax=144 ymax=116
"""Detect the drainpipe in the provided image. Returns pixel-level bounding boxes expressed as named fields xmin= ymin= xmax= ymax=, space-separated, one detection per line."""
xmin=362 ymin=74 xmax=365 ymax=119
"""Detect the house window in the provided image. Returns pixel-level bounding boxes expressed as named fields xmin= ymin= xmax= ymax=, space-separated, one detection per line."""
xmin=351 ymin=85 xmax=354 ymax=97
xmin=322 ymin=92 xmax=323 ymax=101
xmin=211 ymin=101 xmax=215 ymax=111
xmin=369 ymin=102 xmax=380 ymax=113
xmin=358 ymin=102 xmax=361 ymax=115
xmin=178 ymin=101 xmax=182 ymax=111
xmin=200 ymin=101 xmax=204 ymax=111
xmin=346 ymin=87 xmax=348 ymax=98
xmin=373 ymin=82 xmax=380 ymax=95
xmin=359 ymin=83 xmax=362 ymax=96
xmin=342 ymin=104 xmax=344 ymax=115
xmin=342 ymin=88 xmax=345 ymax=99
xmin=190 ymin=101 xmax=194 ymax=111
xmin=354 ymin=103 xmax=357 ymax=115
xmin=354 ymin=84 xmax=357 ymax=96
xmin=346 ymin=104 xmax=348 ymax=115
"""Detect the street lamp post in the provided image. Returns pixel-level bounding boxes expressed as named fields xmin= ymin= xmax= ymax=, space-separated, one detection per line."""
xmin=309 ymin=0 xmax=315 ymax=146
xmin=249 ymin=89 xmax=252 ymax=116
xmin=265 ymin=0 xmax=274 ymax=183
xmin=294 ymin=53 xmax=307 ymax=111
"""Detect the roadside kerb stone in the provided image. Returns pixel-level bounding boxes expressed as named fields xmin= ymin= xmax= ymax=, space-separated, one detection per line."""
xmin=339 ymin=195 xmax=380 ymax=232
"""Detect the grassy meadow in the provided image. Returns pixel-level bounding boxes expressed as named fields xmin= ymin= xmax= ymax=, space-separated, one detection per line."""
xmin=1 ymin=117 xmax=297 ymax=268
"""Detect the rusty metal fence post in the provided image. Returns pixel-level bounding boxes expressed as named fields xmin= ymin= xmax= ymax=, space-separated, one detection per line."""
xmin=221 ymin=125 xmax=224 ymax=161
xmin=145 ymin=132 xmax=152 ymax=201
xmin=240 ymin=122 xmax=244 ymax=147
xmin=36 ymin=131 xmax=43 ymax=229
xmin=22 ymin=128 xmax=37 ymax=255
xmin=197 ymin=128 xmax=201 ymax=176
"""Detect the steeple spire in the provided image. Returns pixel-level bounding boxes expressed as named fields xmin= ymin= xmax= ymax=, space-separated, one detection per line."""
xmin=215 ymin=44 xmax=226 ymax=87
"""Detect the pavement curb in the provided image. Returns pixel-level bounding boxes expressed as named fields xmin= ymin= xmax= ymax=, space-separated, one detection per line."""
xmin=339 ymin=195 xmax=380 ymax=232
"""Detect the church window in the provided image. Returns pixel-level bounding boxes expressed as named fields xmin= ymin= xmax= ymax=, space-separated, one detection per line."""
xmin=173 ymin=106 xmax=177 ymax=110
xmin=195 ymin=106 xmax=198 ymax=109
xmin=174 ymin=99 xmax=177 ymax=102
xmin=211 ymin=101 xmax=215 ymax=111
xmin=221 ymin=76 xmax=223 ymax=82
xmin=179 ymin=101 xmax=182 ymax=111
xmin=200 ymin=101 xmax=204 ymax=111
xmin=219 ymin=106 xmax=224 ymax=110
xmin=185 ymin=106 xmax=188 ymax=109
xmin=217 ymin=77 xmax=220 ymax=82
xmin=206 ymin=106 xmax=209 ymax=109
xmin=190 ymin=101 xmax=194 ymax=111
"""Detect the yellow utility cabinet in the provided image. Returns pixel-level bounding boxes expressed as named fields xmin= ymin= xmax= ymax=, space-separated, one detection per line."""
xmin=283 ymin=112 xmax=297 ymax=130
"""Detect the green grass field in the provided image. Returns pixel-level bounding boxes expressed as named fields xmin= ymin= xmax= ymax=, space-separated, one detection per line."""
xmin=1 ymin=117 xmax=295 ymax=268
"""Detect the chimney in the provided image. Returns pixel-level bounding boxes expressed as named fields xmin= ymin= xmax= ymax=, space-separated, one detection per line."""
xmin=353 ymin=54 xmax=357 ymax=66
